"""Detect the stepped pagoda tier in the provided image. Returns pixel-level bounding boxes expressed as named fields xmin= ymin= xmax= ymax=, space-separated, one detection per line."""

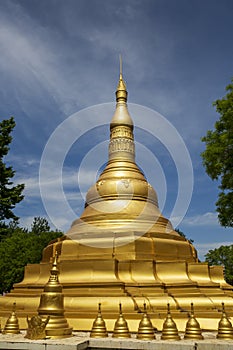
xmin=1 ymin=67 xmax=233 ymax=332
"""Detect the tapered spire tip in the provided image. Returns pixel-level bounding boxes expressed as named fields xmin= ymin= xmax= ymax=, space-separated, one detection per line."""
xmin=119 ymin=54 xmax=122 ymax=77
xmin=116 ymin=56 xmax=127 ymax=102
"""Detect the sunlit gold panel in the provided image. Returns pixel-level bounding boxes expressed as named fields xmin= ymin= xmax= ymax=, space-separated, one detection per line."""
xmin=14 ymin=263 xmax=40 ymax=286
xmin=156 ymin=261 xmax=194 ymax=285
xmin=209 ymin=265 xmax=233 ymax=290
xmin=188 ymin=262 xmax=218 ymax=285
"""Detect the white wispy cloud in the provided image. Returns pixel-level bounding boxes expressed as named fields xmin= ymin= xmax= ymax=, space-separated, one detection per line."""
xmin=15 ymin=168 xmax=85 ymax=200
xmin=182 ymin=212 xmax=219 ymax=227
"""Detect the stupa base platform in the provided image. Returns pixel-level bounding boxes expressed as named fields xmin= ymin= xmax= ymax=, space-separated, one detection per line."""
xmin=0 ymin=331 xmax=233 ymax=350
xmin=1 ymin=259 xmax=233 ymax=332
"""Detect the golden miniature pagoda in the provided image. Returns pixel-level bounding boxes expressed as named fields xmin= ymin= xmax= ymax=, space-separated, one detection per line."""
xmin=184 ymin=303 xmax=203 ymax=340
xmin=2 ymin=302 xmax=20 ymax=334
xmin=37 ymin=252 xmax=73 ymax=338
xmin=112 ymin=303 xmax=131 ymax=338
xmin=90 ymin=303 xmax=108 ymax=338
xmin=216 ymin=302 xmax=233 ymax=339
xmin=0 ymin=63 xmax=233 ymax=332
xmin=161 ymin=303 xmax=180 ymax=340
xmin=137 ymin=302 xmax=155 ymax=340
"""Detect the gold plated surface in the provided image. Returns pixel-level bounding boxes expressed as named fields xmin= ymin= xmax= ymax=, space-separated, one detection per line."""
xmin=37 ymin=252 xmax=73 ymax=338
xmin=2 ymin=303 xmax=20 ymax=334
xmin=216 ymin=302 xmax=233 ymax=340
xmin=161 ymin=303 xmax=180 ymax=341
xmin=184 ymin=303 xmax=203 ymax=340
xmin=0 ymin=64 xmax=233 ymax=332
xmin=112 ymin=303 xmax=131 ymax=338
xmin=137 ymin=302 xmax=155 ymax=340
xmin=90 ymin=303 xmax=108 ymax=338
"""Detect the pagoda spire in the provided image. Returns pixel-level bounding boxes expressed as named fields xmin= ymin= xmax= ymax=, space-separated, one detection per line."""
xmin=109 ymin=57 xmax=135 ymax=162
xmin=116 ymin=55 xmax=127 ymax=103
xmin=81 ymin=59 xmax=159 ymax=211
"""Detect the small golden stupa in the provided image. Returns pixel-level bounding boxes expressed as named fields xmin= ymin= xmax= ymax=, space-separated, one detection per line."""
xmin=184 ymin=303 xmax=203 ymax=340
xmin=112 ymin=303 xmax=131 ymax=338
xmin=216 ymin=302 xmax=233 ymax=340
xmin=0 ymin=62 xmax=233 ymax=332
xmin=90 ymin=303 xmax=108 ymax=338
xmin=161 ymin=303 xmax=180 ymax=341
xmin=2 ymin=302 xmax=20 ymax=334
xmin=37 ymin=252 xmax=73 ymax=338
xmin=137 ymin=302 xmax=155 ymax=340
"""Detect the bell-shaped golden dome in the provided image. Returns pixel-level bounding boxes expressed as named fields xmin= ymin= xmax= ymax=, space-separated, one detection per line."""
xmin=2 ymin=302 xmax=20 ymax=334
xmin=66 ymin=63 xmax=195 ymax=263
xmin=184 ymin=303 xmax=204 ymax=340
xmin=217 ymin=302 xmax=233 ymax=339
xmin=137 ymin=302 xmax=156 ymax=340
xmin=90 ymin=303 xmax=108 ymax=338
xmin=82 ymin=68 xmax=157 ymax=212
xmin=161 ymin=303 xmax=180 ymax=341
xmin=112 ymin=303 xmax=131 ymax=338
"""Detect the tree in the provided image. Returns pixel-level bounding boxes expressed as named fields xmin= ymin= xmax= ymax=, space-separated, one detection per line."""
xmin=0 ymin=117 xmax=24 ymax=225
xmin=205 ymin=245 xmax=233 ymax=285
xmin=201 ymin=79 xmax=233 ymax=227
xmin=175 ymin=228 xmax=194 ymax=243
xmin=0 ymin=217 xmax=63 ymax=294
xmin=31 ymin=216 xmax=50 ymax=234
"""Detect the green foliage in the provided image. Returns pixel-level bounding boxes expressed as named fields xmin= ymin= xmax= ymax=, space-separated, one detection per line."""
xmin=205 ymin=245 xmax=233 ymax=285
xmin=0 ymin=117 xmax=24 ymax=224
xmin=0 ymin=217 xmax=63 ymax=294
xmin=31 ymin=216 xmax=50 ymax=234
xmin=0 ymin=119 xmax=64 ymax=293
xmin=175 ymin=228 xmax=194 ymax=243
xmin=201 ymin=80 xmax=233 ymax=227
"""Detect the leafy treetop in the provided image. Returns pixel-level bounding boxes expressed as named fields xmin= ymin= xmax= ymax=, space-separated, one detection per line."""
xmin=0 ymin=217 xmax=63 ymax=294
xmin=0 ymin=117 xmax=24 ymax=224
xmin=205 ymin=244 xmax=233 ymax=285
xmin=201 ymin=79 xmax=233 ymax=227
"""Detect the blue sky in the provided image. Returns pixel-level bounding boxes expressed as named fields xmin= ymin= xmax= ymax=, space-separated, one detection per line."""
xmin=0 ymin=0 xmax=232 ymax=260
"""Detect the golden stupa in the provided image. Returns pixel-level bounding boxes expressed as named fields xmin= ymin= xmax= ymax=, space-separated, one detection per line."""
xmin=1 ymin=63 xmax=233 ymax=332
